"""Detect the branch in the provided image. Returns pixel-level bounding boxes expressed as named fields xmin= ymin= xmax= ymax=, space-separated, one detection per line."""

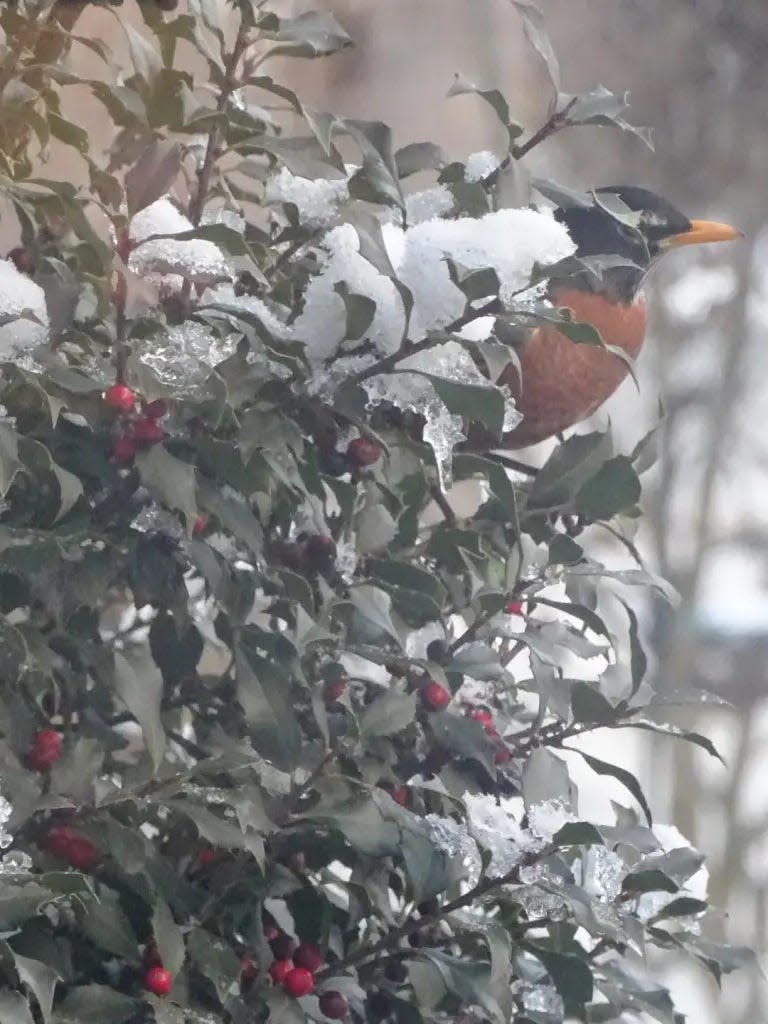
xmin=344 ymin=298 xmax=502 ymax=389
xmin=318 ymin=849 xmax=540 ymax=976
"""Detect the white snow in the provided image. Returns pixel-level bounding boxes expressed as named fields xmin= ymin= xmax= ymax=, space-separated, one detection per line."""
xmin=129 ymin=197 xmax=232 ymax=285
xmin=464 ymin=150 xmax=501 ymax=183
xmin=404 ymin=184 xmax=454 ymax=225
xmin=265 ymin=166 xmax=349 ymax=229
xmin=0 ymin=259 xmax=49 ymax=355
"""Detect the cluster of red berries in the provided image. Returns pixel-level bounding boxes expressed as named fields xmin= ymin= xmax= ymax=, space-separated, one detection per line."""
xmin=319 ymin=437 xmax=381 ymax=477
xmin=263 ymin=931 xmax=347 ymax=1016
xmin=104 ymin=385 xmax=168 ymax=466
xmin=278 ymin=533 xmax=336 ymax=577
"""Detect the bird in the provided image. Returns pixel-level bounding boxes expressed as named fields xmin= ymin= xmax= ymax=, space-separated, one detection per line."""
xmin=497 ymin=186 xmax=741 ymax=448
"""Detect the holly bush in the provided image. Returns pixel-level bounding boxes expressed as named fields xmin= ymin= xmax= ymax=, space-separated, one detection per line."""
xmin=0 ymin=3 xmax=752 ymax=1024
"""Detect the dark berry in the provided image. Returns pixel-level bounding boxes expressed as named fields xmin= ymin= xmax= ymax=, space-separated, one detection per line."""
xmin=144 ymin=942 xmax=163 ymax=967
xmin=384 ymin=960 xmax=408 ymax=983
xmin=303 ymin=535 xmax=336 ymax=575
xmin=494 ymin=746 xmax=512 ymax=765
xmin=270 ymin=959 xmax=293 ymax=985
xmin=144 ymin=966 xmax=172 ymax=996
xmin=197 ymin=847 xmax=216 ymax=867
xmin=323 ymin=679 xmax=346 ymax=704
xmin=241 ymin=957 xmax=257 ymax=985
xmin=293 ymin=943 xmax=324 ymax=973
xmin=319 ymin=991 xmax=348 ymax=1019
xmin=284 ymin=966 xmax=314 ymax=997
xmin=270 ymin=934 xmax=296 ymax=960
xmin=143 ymin=398 xmax=168 ymax=419
xmin=104 ymin=383 xmax=135 ymax=413
xmin=263 ymin=924 xmax=279 ymax=942
xmin=426 ymin=639 xmax=448 ymax=664
xmin=420 ymin=681 xmax=450 ymax=711
xmin=319 ymin=450 xmax=351 ymax=477
xmin=417 ymin=898 xmax=439 ymax=916
xmin=26 ymin=729 xmax=62 ymax=770
xmin=346 ymin=437 xmax=381 ymax=468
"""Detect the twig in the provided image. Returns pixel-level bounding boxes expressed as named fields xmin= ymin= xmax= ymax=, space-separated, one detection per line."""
xmin=317 ymin=849 xmax=539 ymax=976
xmin=344 ymin=298 xmax=502 ymax=389
xmin=429 ymin=484 xmax=457 ymax=527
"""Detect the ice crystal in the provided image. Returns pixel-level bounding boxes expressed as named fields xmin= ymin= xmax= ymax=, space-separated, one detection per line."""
xmin=528 ymin=799 xmax=575 ymax=842
xmin=425 ymin=814 xmax=481 ymax=883
xmin=138 ymin=320 xmax=238 ymax=385
xmin=463 ymin=793 xmax=530 ymax=877
xmin=520 ymin=982 xmax=565 ymax=1019
xmin=405 ymin=184 xmax=454 ymax=225
xmin=582 ymin=846 xmax=625 ymax=902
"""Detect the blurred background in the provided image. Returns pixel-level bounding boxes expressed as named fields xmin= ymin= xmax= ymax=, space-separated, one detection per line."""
xmin=30 ymin=1 xmax=768 ymax=1019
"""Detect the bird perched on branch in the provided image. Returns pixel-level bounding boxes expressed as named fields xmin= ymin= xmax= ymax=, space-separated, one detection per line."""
xmin=498 ymin=187 xmax=740 ymax=448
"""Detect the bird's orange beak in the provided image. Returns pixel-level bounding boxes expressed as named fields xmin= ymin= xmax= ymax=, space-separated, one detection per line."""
xmin=662 ymin=219 xmax=743 ymax=249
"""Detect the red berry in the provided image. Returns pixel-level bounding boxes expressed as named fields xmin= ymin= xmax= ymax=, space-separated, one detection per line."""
xmin=346 ymin=437 xmax=381 ymax=468
xmin=191 ymin=515 xmax=207 ymax=537
xmin=241 ymin=956 xmax=257 ymax=984
xmin=270 ymin=959 xmax=293 ymax=985
xmin=133 ymin=418 xmax=166 ymax=445
xmin=283 ymin=966 xmax=314 ymax=997
xmin=198 ymin=847 xmax=216 ymax=867
xmin=270 ymin=934 xmax=296 ymax=960
xmin=506 ymin=600 xmax=524 ymax=616
xmin=467 ymin=709 xmax=495 ymax=734
xmin=420 ymin=681 xmax=450 ymax=712
xmin=391 ymin=785 xmax=408 ymax=807
xmin=144 ymin=966 xmax=172 ymax=996
xmin=44 ymin=826 xmax=98 ymax=871
xmin=112 ymin=436 xmax=136 ymax=465
xmin=143 ymin=399 xmax=168 ymax=420
xmin=263 ymin=924 xmax=279 ymax=942
xmin=293 ymin=943 xmax=324 ymax=973
xmin=26 ymin=729 xmax=63 ymax=770
xmin=323 ymin=679 xmax=346 ymax=704
xmin=319 ymin=991 xmax=348 ymax=1019
xmin=494 ymin=746 xmax=512 ymax=765
xmin=104 ymin=383 xmax=135 ymax=413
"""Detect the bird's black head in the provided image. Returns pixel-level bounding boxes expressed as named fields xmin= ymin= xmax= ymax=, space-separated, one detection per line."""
xmin=554 ymin=186 xmax=740 ymax=300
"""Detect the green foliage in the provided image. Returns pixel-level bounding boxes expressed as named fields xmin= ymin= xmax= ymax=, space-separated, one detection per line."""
xmin=0 ymin=3 xmax=750 ymax=1024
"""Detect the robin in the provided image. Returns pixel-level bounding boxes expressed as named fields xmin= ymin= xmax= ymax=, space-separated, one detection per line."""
xmin=498 ymin=186 xmax=741 ymax=448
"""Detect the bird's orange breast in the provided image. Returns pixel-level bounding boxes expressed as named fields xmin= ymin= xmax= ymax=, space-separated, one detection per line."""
xmin=499 ymin=287 xmax=647 ymax=447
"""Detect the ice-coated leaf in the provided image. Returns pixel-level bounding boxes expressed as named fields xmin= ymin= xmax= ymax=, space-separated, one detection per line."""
xmin=112 ymin=647 xmax=166 ymax=773
xmin=562 ymin=85 xmax=654 ymax=149
xmin=530 ymin=948 xmax=592 ymax=1018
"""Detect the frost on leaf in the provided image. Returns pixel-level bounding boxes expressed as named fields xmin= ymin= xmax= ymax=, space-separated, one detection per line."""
xmin=0 ymin=259 xmax=49 ymax=355
xmin=464 ymin=150 xmax=502 ymax=183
